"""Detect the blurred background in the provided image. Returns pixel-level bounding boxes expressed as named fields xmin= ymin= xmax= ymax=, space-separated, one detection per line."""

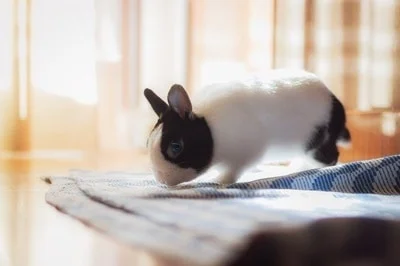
xmin=0 ymin=0 xmax=399 ymax=163
xmin=0 ymin=1 xmax=399 ymax=266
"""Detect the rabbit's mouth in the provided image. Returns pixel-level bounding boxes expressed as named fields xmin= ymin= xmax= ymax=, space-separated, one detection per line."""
xmin=154 ymin=169 xmax=166 ymax=182
xmin=151 ymin=166 xmax=198 ymax=187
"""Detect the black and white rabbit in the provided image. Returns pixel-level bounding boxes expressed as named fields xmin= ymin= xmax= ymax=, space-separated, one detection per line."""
xmin=144 ymin=69 xmax=351 ymax=186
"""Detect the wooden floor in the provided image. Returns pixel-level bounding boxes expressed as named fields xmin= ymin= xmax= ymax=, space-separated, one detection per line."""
xmin=0 ymin=153 xmax=191 ymax=266
xmin=0 ymin=112 xmax=398 ymax=266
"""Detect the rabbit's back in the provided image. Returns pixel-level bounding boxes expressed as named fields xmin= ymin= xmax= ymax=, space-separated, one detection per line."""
xmin=194 ymin=69 xmax=334 ymax=165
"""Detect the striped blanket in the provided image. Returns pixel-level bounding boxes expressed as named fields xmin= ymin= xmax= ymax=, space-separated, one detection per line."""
xmin=45 ymin=154 xmax=400 ymax=266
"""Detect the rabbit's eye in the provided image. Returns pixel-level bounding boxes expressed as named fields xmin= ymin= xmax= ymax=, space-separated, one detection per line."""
xmin=167 ymin=139 xmax=184 ymax=158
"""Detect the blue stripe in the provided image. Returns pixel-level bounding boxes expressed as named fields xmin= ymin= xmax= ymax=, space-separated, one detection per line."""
xmin=145 ymin=154 xmax=400 ymax=198
xmin=270 ymin=176 xmax=295 ymax=189
xmin=353 ymin=166 xmax=377 ymax=193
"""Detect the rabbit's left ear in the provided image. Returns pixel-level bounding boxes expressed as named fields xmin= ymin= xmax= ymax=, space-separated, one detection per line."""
xmin=144 ymin=88 xmax=169 ymax=117
xmin=167 ymin=84 xmax=192 ymax=119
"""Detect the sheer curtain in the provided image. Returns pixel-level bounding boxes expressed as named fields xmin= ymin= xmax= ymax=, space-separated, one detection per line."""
xmin=0 ymin=0 xmax=13 ymax=151
xmin=2 ymin=0 xmax=399 ymax=153
xmin=187 ymin=0 xmax=400 ymax=110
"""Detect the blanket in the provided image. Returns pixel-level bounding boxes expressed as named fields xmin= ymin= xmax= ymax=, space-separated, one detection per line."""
xmin=44 ymin=154 xmax=400 ymax=266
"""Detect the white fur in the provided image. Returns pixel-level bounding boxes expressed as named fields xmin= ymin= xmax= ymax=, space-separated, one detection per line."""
xmin=192 ymin=69 xmax=334 ymax=184
xmin=148 ymin=69 xmax=345 ymax=185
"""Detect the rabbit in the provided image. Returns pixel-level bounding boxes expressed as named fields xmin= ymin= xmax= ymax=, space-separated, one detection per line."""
xmin=144 ymin=68 xmax=351 ymax=186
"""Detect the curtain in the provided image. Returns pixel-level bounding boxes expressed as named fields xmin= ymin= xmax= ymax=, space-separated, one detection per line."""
xmin=1 ymin=0 xmax=399 ymax=153
xmin=188 ymin=0 xmax=400 ymax=111
xmin=0 ymin=0 xmax=13 ymax=151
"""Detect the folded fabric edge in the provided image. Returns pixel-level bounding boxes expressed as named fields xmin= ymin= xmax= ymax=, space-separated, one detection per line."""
xmin=45 ymin=153 xmax=400 ymax=197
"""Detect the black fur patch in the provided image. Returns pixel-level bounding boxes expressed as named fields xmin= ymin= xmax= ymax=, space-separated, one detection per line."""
xmin=327 ymin=95 xmax=347 ymax=141
xmin=306 ymin=94 xmax=349 ymax=165
xmin=158 ymin=109 xmax=213 ymax=173
xmin=306 ymin=125 xmax=326 ymax=151
xmin=312 ymin=141 xmax=339 ymax=165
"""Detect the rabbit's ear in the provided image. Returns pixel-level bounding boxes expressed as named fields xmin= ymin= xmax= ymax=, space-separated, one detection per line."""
xmin=167 ymin=84 xmax=193 ymax=119
xmin=144 ymin=88 xmax=169 ymax=117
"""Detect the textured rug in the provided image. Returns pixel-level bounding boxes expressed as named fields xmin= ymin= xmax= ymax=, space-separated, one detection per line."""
xmin=45 ymin=154 xmax=400 ymax=266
